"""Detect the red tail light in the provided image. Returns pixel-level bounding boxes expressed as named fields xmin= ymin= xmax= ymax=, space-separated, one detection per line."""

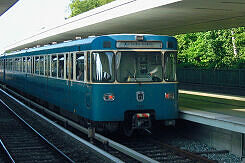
xmin=165 ymin=93 xmax=174 ymax=99
xmin=103 ymin=93 xmax=115 ymax=101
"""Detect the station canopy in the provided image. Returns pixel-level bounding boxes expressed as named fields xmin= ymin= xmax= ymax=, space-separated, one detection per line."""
xmin=6 ymin=0 xmax=245 ymax=52
xmin=0 ymin=0 xmax=18 ymax=16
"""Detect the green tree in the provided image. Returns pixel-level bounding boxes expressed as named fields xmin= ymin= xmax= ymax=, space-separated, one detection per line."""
xmin=176 ymin=27 xmax=245 ymax=69
xmin=69 ymin=0 xmax=115 ymax=17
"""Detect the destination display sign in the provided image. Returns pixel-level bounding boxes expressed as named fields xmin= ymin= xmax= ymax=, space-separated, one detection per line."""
xmin=116 ymin=41 xmax=162 ymax=49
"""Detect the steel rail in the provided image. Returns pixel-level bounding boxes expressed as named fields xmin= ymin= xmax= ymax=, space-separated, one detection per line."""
xmin=0 ymin=87 xmax=124 ymax=163
xmin=0 ymin=86 xmax=158 ymax=163
xmin=0 ymin=139 xmax=15 ymax=163
xmin=0 ymin=98 xmax=75 ymax=163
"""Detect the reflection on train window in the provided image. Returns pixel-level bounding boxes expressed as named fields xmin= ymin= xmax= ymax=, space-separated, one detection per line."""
xmin=58 ymin=54 xmax=64 ymax=78
xmin=45 ymin=55 xmax=50 ymax=76
xmin=40 ymin=56 xmax=44 ymax=75
xmin=116 ymin=51 xmax=163 ymax=82
xmin=92 ymin=51 xmax=114 ymax=83
xmin=76 ymin=52 xmax=84 ymax=81
xmin=51 ymin=55 xmax=57 ymax=77
xmin=27 ymin=57 xmax=31 ymax=73
xmin=164 ymin=52 xmax=176 ymax=82
xmin=35 ymin=56 xmax=40 ymax=74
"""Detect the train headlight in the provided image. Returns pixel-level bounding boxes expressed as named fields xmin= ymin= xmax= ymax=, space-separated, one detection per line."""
xmin=165 ymin=93 xmax=174 ymax=99
xmin=103 ymin=93 xmax=115 ymax=101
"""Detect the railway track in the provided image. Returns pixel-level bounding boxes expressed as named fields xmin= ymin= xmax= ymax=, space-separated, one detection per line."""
xmin=0 ymin=99 xmax=74 ymax=162
xmin=0 ymin=85 xmax=223 ymax=163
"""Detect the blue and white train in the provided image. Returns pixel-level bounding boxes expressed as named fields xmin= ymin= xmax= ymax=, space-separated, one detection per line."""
xmin=0 ymin=34 xmax=178 ymax=136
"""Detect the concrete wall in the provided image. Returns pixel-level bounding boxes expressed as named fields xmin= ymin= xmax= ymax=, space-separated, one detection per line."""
xmin=178 ymin=120 xmax=243 ymax=156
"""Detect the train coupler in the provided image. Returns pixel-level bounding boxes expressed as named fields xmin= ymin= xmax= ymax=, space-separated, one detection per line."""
xmin=132 ymin=113 xmax=152 ymax=129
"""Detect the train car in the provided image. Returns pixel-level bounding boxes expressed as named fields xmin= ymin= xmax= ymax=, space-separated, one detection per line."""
xmin=0 ymin=34 xmax=178 ymax=136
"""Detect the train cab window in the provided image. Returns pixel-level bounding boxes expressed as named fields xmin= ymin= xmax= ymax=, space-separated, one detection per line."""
xmin=163 ymin=52 xmax=177 ymax=82
xmin=35 ymin=56 xmax=40 ymax=74
xmin=51 ymin=55 xmax=57 ymax=77
xmin=45 ymin=55 xmax=50 ymax=76
xmin=92 ymin=52 xmax=115 ymax=83
xmin=27 ymin=57 xmax=31 ymax=73
xmin=58 ymin=54 xmax=64 ymax=78
xmin=76 ymin=52 xmax=84 ymax=81
xmin=116 ymin=51 xmax=163 ymax=83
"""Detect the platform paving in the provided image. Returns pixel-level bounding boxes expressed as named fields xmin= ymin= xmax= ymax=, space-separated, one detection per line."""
xmin=179 ymin=90 xmax=245 ymax=119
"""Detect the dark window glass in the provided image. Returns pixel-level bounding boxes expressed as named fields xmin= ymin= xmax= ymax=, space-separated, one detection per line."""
xmin=27 ymin=57 xmax=31 ymax=73
xmin=45 ymin=55 xmax=50 ymax=76
xmin=87 ymin=53 xmax=90 ymax=82
xmin=23 ymin=57 xmax=26 ymax=72
xmin=51 ymin=55 xmax=57 ymax=77
xmin=35 ymin=56 xmax=39 ymax=74
xmin=40 ymin=56 xmax=44 ymax=75
xmin=58 ymin=54 xmax=64 ymax=78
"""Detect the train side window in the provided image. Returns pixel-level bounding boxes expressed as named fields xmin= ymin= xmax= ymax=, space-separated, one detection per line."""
xmin=71 ymin=53 xmax=74 ymax=80
xmin=51 ymin=54 xmax=58 ymax=77
xmin=76 ymin=52 xmax=84 ymax=81
xmin=163 ymin=52 xmax=177 ymax=82
xmin=35 ymin=56 xmax=40 ymax=74
xmin=27 ymin=57 xmax=31 ymax=73
xmin=40 ymin=56 xmax=44 ymax=75
xmin=58 ymin=54 xmax=64 ymax=78
xmin=10 ymin=59 xmax=12 ymax=71
xmin=45 ymin=55 xmax=50 ymax=76
xmin=86 ymin=52 xmax=90 ymax=82
xmin=23 ymin=57 xmax=26 ymax=72
xmin=65 ymin=53 xmax=73 ymax=80
xmin=19 ymin=58 xmax=22 ymax=72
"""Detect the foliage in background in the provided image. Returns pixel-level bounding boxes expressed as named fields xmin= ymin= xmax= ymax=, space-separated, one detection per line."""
xmin=176 ymin=27 xmax=245 ymax=69
xmin=69 ymin=0 xmax=115 ymax=17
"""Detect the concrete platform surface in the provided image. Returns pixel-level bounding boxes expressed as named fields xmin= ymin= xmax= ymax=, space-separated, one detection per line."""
xmin=179 ymin=90 xmax=245 ymax=119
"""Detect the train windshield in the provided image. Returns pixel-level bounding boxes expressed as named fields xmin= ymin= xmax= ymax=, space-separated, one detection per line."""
xmin=116 ymin=51 xmax=163 ymax=83
xmin=92 ymin=52 xmax=115 ymax=83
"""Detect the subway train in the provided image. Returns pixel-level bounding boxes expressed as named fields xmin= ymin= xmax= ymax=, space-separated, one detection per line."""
xmin=0 ymin=34 xmax=178 ymax=136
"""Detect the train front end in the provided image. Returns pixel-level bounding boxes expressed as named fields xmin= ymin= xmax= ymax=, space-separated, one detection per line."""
xmin=90 ymin=35 xmax=178 ymax=135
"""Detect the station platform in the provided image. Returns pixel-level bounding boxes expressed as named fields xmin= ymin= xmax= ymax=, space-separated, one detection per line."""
xmin=178 ymin=90 xmax=245 ymax=134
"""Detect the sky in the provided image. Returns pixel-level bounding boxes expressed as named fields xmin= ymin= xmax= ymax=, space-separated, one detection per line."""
xmin=0 ymin=0 xmax=71 ymax=54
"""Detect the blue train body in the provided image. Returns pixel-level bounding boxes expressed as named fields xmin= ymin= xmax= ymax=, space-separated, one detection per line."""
xmin=0 ymin=34 xmax=178 ymax=135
